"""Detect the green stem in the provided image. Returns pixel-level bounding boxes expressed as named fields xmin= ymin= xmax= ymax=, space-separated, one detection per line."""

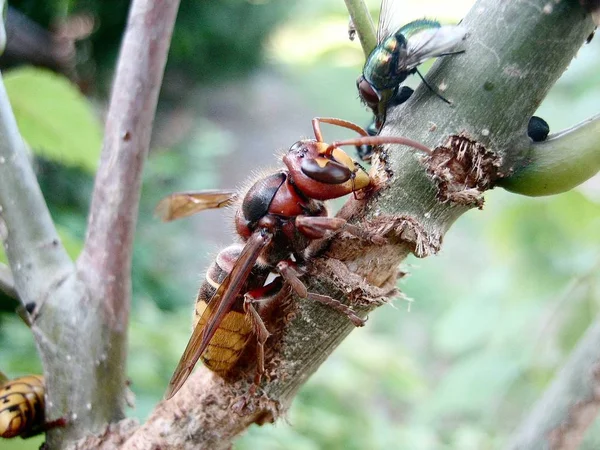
xmin=0 ymin=74 xmax=73 ymax=308
xmin=500 ymin=114 xmax=600 ymax=196
xmin=344 ymin=0 xmax=377 ymax=58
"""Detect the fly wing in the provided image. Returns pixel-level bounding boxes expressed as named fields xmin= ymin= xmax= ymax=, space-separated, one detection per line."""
xmin=377 ymin=0 xmax=403 ymax=43
xmin=165 ymin=231 xmax=272 ymax=399
xmin=155 ymin=190 xmax=238 ymax=222
xmin=401 ymin=25 xmax=467 ymax=71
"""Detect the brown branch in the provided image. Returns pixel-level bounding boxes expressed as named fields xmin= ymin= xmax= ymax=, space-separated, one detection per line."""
xmin=25 ymin=0 xmax=180 ymax=448
xmin=120 ymin=371 xmax=264 ymax=450
xmin=78 ymin=0 xmax=179 ymax=328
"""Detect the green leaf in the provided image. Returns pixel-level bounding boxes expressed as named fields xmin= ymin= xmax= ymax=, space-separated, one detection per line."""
xmin=3 ymin=67 xmax=102 ymax=172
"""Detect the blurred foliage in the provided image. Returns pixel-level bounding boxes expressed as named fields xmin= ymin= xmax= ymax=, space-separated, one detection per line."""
xmin=1 ymin=0 xmax=600 ymax=449
xmin=8 ymin=0 xmax=290 ymax=92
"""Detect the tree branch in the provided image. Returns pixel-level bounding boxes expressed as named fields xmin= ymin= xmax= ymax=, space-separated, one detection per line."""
xmin=78 ymin=0 xmax=179 ymax=329
xmin=0 ymin=0 xmax=74 ymax=320
xmin=499 ymin=113 xmax=600 ymax=196
xmin=106 ymin=1 xmax=598 ymax=448
xmin=0 ymin=0 xmax=179 ymax=446
xmin=17 ymin=0 xmax=179 ymax=448
xmin=120 ymin=371 xmax=263 ymax=450
xmin=506 ymin=318 xmax=600 ymax=450
xmin=0 ymin=58 xmax=73 ymax=313
xmin=344 ymin=0 xmax=377 ymax=58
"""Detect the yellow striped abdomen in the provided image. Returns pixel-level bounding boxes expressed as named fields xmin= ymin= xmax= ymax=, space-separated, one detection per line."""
xmin=192 ymin=245 xmax=259 ymax=377
xmin=194 ymin=298 xmax=253 ymax=376
xmin=0 ymin=375 xmax=45 ymax=438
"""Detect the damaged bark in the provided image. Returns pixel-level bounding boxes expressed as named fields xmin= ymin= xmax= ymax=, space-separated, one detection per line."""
xmin=424 ymin=133 xmax=503 ymax=209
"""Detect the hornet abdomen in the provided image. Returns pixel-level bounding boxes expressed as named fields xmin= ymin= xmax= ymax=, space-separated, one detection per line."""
xmin=194 ymin=245 xmax=268 ymax=376
xmin=0 ymin=375 xmax=45 ymax=438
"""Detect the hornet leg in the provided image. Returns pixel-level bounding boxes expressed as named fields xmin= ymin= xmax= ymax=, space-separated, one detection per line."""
xmin=277 ymin=260 xmax=366 ymax=327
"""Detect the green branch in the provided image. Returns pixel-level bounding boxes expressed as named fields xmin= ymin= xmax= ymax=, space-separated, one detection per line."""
xmin=0 ymin=0 xmax=72 ymax=309
xmin=344 ymin=0 xmax=377 ymax=58
xmin=500 ymin=114 xmax=600 ymax=196
xmin=0 ymin=75 xmax=74 ymax=309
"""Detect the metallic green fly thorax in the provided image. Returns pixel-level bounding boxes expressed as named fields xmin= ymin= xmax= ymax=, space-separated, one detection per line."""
xmin=363 ymin=34 xmax=409 ymax=90
xmin=357 ymin=9 xmax=467 ymax=131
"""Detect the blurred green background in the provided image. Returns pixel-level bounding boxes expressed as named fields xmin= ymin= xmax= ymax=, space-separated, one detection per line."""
xmin=1 ymin=0 xmax=599 ymax=449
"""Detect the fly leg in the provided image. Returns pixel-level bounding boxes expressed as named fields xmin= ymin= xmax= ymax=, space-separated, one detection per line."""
xmin=437 ymin=50 xmax=466 ymax=57
xmin=277 ymin=260 xmax=366 ymax=327
xmin=414 ymin=68 xmax=451 ymax=104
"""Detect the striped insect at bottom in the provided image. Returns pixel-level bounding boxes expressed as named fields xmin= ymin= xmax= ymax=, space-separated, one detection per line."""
xmin=0 ymin=375 xmax=45 ymax=438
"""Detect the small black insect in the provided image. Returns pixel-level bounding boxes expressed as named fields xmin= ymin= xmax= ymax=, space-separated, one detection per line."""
xmin=528 ymin=116 xmax=550 ymax=142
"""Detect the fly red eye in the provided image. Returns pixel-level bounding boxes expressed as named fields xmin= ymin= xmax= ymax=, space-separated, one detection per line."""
xmin=357 ymin=76 xmax=380 ymax=109
xmin=300 ymin=158 xmax=352 ymax=184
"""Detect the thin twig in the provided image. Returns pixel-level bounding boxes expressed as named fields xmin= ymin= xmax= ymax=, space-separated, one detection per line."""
xmin=344 ymin=0 xmax=377 ymax=58
xmin=501 ymin=113 xmax=600 ymax=196
xmin=34 ymin=0 xmax=180 ymax=447
xmin=0 ymin=44 xmax=73 ymax=311
xmin=78 ymin=0 xmax=180 ymax=327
